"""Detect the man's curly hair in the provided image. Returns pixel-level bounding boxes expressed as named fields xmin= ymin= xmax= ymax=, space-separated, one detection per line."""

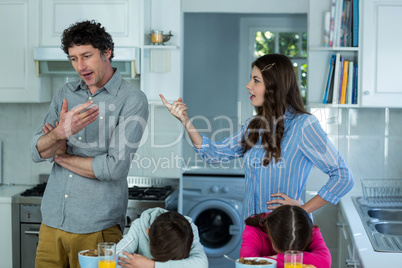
xmin=61 ymin=20 xmax=114 ymax=61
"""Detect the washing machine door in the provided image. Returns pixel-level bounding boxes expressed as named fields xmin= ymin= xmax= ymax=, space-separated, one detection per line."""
xmin=188 ymin=199 xmax=242 ymax=258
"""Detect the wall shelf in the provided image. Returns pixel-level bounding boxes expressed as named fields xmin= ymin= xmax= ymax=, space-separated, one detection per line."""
xmin=143 ymin=45 xmax=179 ymax=49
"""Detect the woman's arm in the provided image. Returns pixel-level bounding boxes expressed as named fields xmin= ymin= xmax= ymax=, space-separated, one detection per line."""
xmin=298 ymin=116 xmax=354 ymax=207
xmin=160 ymin=94 xmax=202 ymax=148
xmin=160 ymin=94 xmax=247 ymax=162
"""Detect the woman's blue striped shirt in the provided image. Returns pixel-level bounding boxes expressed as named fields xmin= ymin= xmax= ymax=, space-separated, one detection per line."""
xmin=195 ymin=111 xmax=354 ymax=220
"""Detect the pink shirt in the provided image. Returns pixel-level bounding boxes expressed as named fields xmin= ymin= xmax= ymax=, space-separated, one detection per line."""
xmin=240 ymin=225 xmax=331 ymax=268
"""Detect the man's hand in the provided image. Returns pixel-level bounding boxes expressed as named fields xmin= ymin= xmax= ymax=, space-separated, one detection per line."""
xmin=42 ymin=121 xmax=66 ymax=156
xmin=118 ymin=252 xmax=155 ymax=268
xmin=54 ymin=99 xmax=99 ymax=140
xmin=266 ymin=193 xmax=302 ymax=210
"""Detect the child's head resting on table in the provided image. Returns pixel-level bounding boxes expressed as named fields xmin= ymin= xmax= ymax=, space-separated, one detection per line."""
xmin=147 ymin=211 xmax=194 ymax=261
xmin=245 ymin=205 xmax=313 ymax=253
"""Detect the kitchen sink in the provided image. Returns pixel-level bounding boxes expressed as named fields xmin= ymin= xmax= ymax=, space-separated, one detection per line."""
xmin=374 ymin=222 xmax=402 ymax=235
xmin=368 ymin=208 xmax=402 ymax=221
xmin=353 ymin=197 xmax=402 ymax=252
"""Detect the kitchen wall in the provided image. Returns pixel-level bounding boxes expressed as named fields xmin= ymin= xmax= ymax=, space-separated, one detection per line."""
xmin=182 ymin=12 xmax=241 ymax=168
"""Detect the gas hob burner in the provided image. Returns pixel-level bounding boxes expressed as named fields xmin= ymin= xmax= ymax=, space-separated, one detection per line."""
xmin=128 ymin=185 xmax=174 ymax=200
xmin=20 ymin=183 xmax=47 ymax=197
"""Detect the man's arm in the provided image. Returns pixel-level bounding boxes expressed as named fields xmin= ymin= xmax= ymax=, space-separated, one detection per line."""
xmin=55 ymin=154 xmax=96 ymax=179
xmin=36 ymin=99 xmax=99 ymax=159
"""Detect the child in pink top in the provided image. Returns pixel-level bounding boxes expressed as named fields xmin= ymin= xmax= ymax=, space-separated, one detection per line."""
xmin=240 ymin=205 xmax=331 ymax=268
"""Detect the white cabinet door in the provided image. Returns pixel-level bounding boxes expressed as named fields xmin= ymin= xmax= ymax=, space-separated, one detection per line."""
xmin=361 ymin=0 xmax=402 ymax=107
xmin=40 ymin=0 xmax=141 ymax=47
xmin=0 ymin=203 xmax=12 ymax=268
xmin=0 ymin=0 xmax=50 ymax=102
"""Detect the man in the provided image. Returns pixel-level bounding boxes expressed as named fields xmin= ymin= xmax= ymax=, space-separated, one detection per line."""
xmin=30 ymin=20 xmax=148 ymax=268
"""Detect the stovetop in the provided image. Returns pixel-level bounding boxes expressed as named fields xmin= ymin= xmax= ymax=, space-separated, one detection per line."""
xmin=20 ymin=183 xmax=47 ymax=197
xmin=14 ymin=182 xmax=177 ymax=204
xmin=128 ymin=185 xmax=174 ymax=200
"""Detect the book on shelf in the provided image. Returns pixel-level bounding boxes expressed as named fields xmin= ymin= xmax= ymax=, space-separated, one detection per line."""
xmin=346 ymin=61 xmax=354 ymax=104
xmin=352 ymin=0 xmax=359 ymax=47
xmin=324 ymin=11 xmax=331 ymax=47
xmin=334 ymin=54 xmax=344 ymax=103
xmin=331 ymin=53 xmax=341 ymax=103
xmin=329 ymin=0 xmax=336 ymax=47
xmin=323 ymin=54 xmax=336 ymax=103
xmin=325 ymin=0 xmax=359 ymax=47
xmin=352 ymin=64 xmax=358 ymax=104
xmin=323 ymin=54 xmax=358 ymax=105
xmin=340 ymin=60 xmax=349 ymax=104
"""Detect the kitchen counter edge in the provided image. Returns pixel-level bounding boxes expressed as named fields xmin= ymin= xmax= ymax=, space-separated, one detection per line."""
xmin=340 ymin=196 xmax=402 ymax=268
xmin=0 ymin=185 xmax=34 ymax=204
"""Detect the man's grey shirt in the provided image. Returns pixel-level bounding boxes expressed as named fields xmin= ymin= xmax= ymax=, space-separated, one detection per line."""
xmin=31 ymin=69 xmax=149 ymax=233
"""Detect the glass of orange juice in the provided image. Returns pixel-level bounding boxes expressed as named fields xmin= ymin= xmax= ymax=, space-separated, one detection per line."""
xmin=284 ymin=250 xmax=303 ymax=268
xmin=98 ymin=242 xmax=116 ymax=268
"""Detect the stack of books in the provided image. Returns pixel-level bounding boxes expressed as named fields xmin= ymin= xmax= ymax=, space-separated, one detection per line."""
xmin=323 ymin=0 xmax=359 ymax=48
xmin=322 ymin=53 xmax=358 ymax=104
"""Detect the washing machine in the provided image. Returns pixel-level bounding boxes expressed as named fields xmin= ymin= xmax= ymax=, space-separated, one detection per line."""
xmin=182 ymin=173 xmax=245 ymax=268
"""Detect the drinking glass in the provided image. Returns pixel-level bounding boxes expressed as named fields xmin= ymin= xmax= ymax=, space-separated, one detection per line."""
xmin=284 ymin=250 xmax=303 ymax=268
xmin=98 ymin=242 xmax=116 ymax=268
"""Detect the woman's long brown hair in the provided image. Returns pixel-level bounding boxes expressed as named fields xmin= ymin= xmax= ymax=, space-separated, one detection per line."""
xmin=241 ymin=54 xmax=308 ymax=165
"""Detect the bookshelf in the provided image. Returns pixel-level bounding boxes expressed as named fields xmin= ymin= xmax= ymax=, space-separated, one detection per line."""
xmin=307 ymin=0 xmax=360 ymax=108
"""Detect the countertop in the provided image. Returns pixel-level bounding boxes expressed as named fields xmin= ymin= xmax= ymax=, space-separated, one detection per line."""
xmin=340 ymin=196 xmax=402 ymax=268
xmin=0 ymin=184 xmax=33 ymax=204
xmin=182 ymin=166 xmax=245 ymax=176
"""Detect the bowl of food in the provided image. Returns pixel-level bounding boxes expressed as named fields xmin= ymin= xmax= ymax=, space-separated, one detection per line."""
xmin=78 ymin=249 xmax=98 ymax=268
xmin=236 ymin=257 xmax=277 ymax=268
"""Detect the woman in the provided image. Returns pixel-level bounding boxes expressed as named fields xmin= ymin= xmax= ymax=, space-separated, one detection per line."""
xmin=160 ymin=53 xmax=353 ymax=219
xmin=240 ymin=205 xmax=331 ymax=268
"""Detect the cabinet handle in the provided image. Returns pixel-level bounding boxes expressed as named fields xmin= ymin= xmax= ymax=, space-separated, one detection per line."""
xmin=336 ymin=221 xmax=346 ymax=227
xmin=346 ymin=258 xmax=360 ymax=267
xmin=364 ymin=90 xmax=370 ymax=95
xmin=24 ymin=230 xmax=40 ymax=236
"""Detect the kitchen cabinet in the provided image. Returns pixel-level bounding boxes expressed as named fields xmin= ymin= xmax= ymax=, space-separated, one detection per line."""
xmin=337 ymin=204 xmax=361 ymax=268
xmin=307 ymin=0 xmax=361 ymax=108
xmin=0 ymin=0 xmax=51 ymax=103
xmin=0 ymin=202 xmax=13 ymax=268
xmin=40 ymin=0 xmax=140 ymax=47
xmin=360 ymin=0 xmax=402 ymax=107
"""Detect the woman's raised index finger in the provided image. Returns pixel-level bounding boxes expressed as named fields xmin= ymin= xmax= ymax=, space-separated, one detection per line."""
xmin=159 ymin=94 xmax=171 ymax=108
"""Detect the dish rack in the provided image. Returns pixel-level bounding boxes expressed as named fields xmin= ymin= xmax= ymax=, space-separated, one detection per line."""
xmin=361 ymin=179 xmax=402 ymax=206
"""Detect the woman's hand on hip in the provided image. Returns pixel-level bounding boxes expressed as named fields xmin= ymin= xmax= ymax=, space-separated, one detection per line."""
xmin=266 ymin=193 xmax=302 ymax=210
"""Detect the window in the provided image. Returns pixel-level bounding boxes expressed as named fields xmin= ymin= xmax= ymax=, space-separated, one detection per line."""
xmin=254 ymin=31 xmax=308 ymax=104
xmin=238 ymin=15 xmax=307 ymax=124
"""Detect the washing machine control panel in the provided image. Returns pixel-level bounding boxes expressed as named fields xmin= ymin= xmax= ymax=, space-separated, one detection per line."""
xmin=183 ymin=175 xmax=245 ymax=198
xmin=211 ymin=185 xmax=220 ymax=193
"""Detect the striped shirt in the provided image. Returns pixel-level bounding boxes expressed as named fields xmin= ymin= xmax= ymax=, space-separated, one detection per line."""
xmin=195 ymin=110 xmax=354 ymax=220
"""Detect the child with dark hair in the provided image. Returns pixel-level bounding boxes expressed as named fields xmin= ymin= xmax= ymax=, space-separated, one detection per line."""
xmin=116 ymin=207 xmax=208 ymax=268
xmin=240 ymin=205 xmax=331 ymax=268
